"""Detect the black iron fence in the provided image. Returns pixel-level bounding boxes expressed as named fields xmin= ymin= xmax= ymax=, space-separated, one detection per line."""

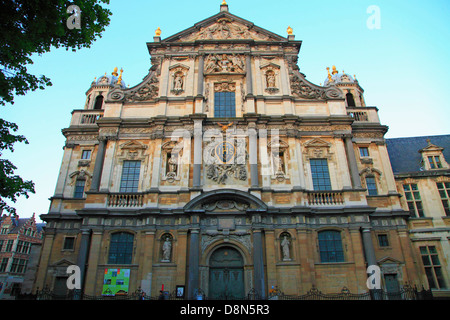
xmin=19 ymin=285 xmax=432 ymax=301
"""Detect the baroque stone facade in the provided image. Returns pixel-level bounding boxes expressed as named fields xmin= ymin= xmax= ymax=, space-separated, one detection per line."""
xmin=35 ymin=3 xmax=449 ymax=299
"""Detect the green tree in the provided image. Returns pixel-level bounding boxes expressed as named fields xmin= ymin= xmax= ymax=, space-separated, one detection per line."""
xmin=0 ymin=0 xmax=112 ymax=213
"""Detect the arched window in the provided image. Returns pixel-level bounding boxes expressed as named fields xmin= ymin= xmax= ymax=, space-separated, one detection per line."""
xmin=346 ymin=92 xmax=356 ymax=107
xmin=93 ymin=94 xmax=104 ymax=110
xmin=318 ymin=230 xmax=344 ymax=263
xmin=108 ymin=232 xmax=134 ymax=264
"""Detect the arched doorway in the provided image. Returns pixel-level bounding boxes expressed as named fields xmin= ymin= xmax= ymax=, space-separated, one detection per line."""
xmin=209 ymin=246 xmax=245 ymax=299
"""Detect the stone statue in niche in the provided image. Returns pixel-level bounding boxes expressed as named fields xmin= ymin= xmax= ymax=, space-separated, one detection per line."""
xmin=281 ymin=234 xmax=291 ymax=261
xmin=171 ymin=71 xmax=184 ymax=95
xmin=165 ymin=152 xmax=179 ymax=183
xmin=266 ymin=71 xmax=276 ymax=88
xmin=162 ymin=235 xmax=172 ymax=262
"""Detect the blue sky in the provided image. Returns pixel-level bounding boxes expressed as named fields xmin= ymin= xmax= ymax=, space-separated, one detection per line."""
xmin=2 ymin=0 xmax=450 ymax=222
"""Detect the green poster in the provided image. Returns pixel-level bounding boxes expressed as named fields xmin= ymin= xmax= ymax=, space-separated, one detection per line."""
xmin=102 ymin=269 xmax=130 ymax=296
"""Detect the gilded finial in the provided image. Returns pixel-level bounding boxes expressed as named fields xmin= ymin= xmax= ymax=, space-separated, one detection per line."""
xmin=332 ymin=65 xmax=338 ymax=75
xmin=155 ymin=27 xmax=161 ymax=37
xmin=112 ymin=67 xmax=119 ymax=77
xmin=287 ymin=26 xmax=293 ymax=35
xmin=117 ymin=68 xmax=123 ymax=85
xmin=222 ymin=0 xmax=227 ymax=5
xmin=326 ymin=67 xmax=333 ymax=82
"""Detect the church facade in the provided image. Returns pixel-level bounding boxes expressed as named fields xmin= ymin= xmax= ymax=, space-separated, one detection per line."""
xmin=34 ymin=3 xmax=445 ymax=299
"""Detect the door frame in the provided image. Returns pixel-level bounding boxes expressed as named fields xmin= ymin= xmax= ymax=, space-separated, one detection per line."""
xmin=201 ymin=242 xmax=251 ymax=298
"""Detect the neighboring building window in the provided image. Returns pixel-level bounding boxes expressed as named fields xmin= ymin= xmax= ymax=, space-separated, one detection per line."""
xmin=378 ymin=234 xmax=389 ymax=247
xmin=0 ymin=240 xmax=3 ymax=251
xmin=120 ymin=160 xmax=141 ymax=193
xmin=428 ymin=156 xmax=442 ymax=169
xmin=214 ymin=91 xmax=236 ymax=118
xmin=1 ymin=227 xmax=8 ymax=234
xmin=23 ymin=241 xmax=31 ymax=254
xmin=437 ymin=182 xmax=450 ymax=216
xmin=74 ymin=180 xmax=86 ymax=198
xmin=318 ymin=230 xmax=344 ymax=263
xmin=63 ymin=237 xmax=75 ymax=250
xmin=17 ymin=259 xmax=27 ymax=274
xmin=359 ymin=147 xmax=369 ymax=157
xmin=10 ymin=258 xmax=19 ymax=273
xmin=403 ymin=184 xmax=424 ymax=217
xmin=5 ymin=240 xmax=14 ymax=252
xmin=366 ymin=176 xmax=378 ymax=196
xmin=310 ymin=159 xmax=332 ymax=191
xmin=81 ymin=150 xmax=91 ymax=160
xmin=16 ymin=240 xmax=23 ymax=253
xmin=0 ymin=258 xmax=8 ymax=272
xmin=108 ymin=232 xmax=134 ymax=264
xmin=420 ymin=246 xmax=446 ymax=289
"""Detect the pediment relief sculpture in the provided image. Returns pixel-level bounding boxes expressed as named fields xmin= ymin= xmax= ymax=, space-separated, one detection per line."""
xmin=117 ymin=141 xmax=148 ymax=161
xmin=205 ymin=53 xmax=245 ymax=74
xmin=304 ymin=138 xmax=334 ymax=160
xmin=180 ymin=18 xmax=277 ymax=42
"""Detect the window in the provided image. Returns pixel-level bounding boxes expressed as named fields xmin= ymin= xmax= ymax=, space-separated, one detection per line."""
xmin=74 ymin=180 xmax=86 ymax=198
xmin=420 ymin=246 xmax=446 ymax=289
xmin=359 ymin=147 xmax=369 ymax=157
xmin=63 ymin=237 xmax=75 ymax=250
xmin=10 ymin=258 xmax=19 ymax=273
xmin=120 ymin=161 xmax=141 ymax=193
xmin=0 ymin=240 xmax=3 ymax=251
xmin=346 ymin=92 xmax=356 ymax=107
xmin=310 ymin=159 xmax=332 ymax=191
xmin=0 ymin=258 xmax=9 ymax=272
xmin=81 ymin=150 xmax=91 ymax=160
xmin=108 ymin=232 xmax=134 ymax=264
xmin=428 ymin=156 xmax=442 ymax=169
xmin=94 ymin=95 xmax=104 ymax=110
xmin=5 ymin=240 xmax=14 ymax=252
xmin=16 ymin=240 xmax=23 ymax=253
xmin=403 ymin=184 xmax=424 ymax=217
xmin=366 ymin=177 xmax=378 ymax=196
xmin=437 ymin=182 xmax=450 ymax=216
xmin=378 ymin=234 xmax=389 ymax=247
xmin=17 ymin=259 xmax=27 ymax=274
xmin=214 ymin=92 xmax=236 ymax=118
xmin=23 ymin=241 xmax=31 ymax=254
xmin=318 ymin=230 xmax=344 ymax=263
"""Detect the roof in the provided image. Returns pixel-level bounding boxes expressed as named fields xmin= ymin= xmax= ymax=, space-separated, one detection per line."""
xmin=386 ymin=135 xmax=450 ymax=174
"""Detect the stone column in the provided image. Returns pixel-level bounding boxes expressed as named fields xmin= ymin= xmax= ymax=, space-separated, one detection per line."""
xmin=193 ymin=120 xmax=203 ymax=188
xmin=187 ymin=228 xmax=200 ymax=299
xmin=76 ymin=228 xmax=92 ymax=297
xmin=54 ymin=143 xmax=75 ymax=197
xmin=361 ymin=228 xmax=377 ymax=267
xmin=249 ymin=123 xmax=259 ymax=187
xmin=197 ymin=54 xmax=204 ymax=97
xmin=253 ymin=228 xmax=266 ymax=299
xmin=90 ymin=138 xmax=107 ymax=191
xmin=246 ymin=54 xmax=253 ymax=95
xmin=344 ymin=135 xmax=362 ymax=189
xmin=139 ymin=230 xmax=156 ymax=296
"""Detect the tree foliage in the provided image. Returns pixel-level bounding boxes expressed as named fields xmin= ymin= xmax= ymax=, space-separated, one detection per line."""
xmin=0 ymin=0 xmax=112 ymax=105
xmin=0 ymin=119 xmax=35 ymax=214
xmin=0 ymin=0 xmax=112 ymax=213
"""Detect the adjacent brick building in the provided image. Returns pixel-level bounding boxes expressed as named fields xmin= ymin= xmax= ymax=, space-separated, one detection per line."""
xmin=0 ymin=213 xmax=45 ymax=299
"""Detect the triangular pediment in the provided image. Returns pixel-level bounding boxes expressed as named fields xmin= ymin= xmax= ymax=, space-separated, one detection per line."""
xmin=163 ymin=11 xmax=287 ymax=43
xmin=304 ymin=138 xmax=331 ymax=149
xmin=120 ymin=141 xmax=148 ymax=150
